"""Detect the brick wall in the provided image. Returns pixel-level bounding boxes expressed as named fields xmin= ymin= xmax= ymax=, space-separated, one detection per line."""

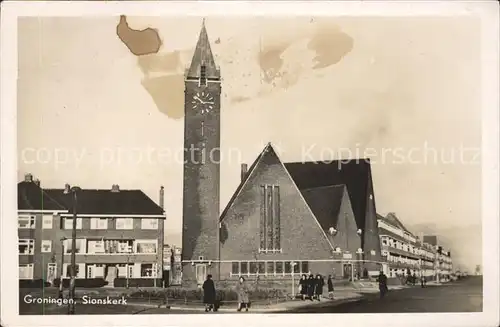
xmin=218 ymin=147 xmax=334 ymax=279
xmin=182 ymin=81 xmax=221 ymax=278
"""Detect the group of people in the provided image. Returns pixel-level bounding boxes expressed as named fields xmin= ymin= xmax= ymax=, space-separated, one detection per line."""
xmin=298 ymin=274 xmax=335 ymax=301
xmin=202 ymin=274 xmax=251 ymax=312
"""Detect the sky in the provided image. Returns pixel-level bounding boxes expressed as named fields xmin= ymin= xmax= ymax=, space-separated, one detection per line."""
xmin=17 ymin=16 xmax=482 ymax=272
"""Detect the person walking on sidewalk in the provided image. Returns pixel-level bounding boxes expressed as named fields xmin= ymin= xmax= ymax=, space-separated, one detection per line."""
xmin=421 ymin=276 xmax=426 ymax=288
xmin=377 ymin=271 xmax=388 ymax=299
xmin=314 ymin=274 xmax=325 ymax=301
xmin=203 ymin=274 xmax=216 ymax=312
xmin=298 ymin=274 xmax=308 ymax=300
xmin=236 ymin=276 xmax=250 ymax=312
xmin=327 ymin=275 xmax=334 ymax=300
xmin=307 ymin=274 xmax=316 ymax=301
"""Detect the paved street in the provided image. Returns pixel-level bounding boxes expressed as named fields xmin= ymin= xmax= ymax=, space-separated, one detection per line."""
xmin=283 ymin=277 xmax=483 ymax=313
xmin=19 ymin=277 xmax=482 ymax=315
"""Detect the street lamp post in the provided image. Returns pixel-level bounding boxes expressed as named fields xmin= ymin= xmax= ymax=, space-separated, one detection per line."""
xmin=291 ymin=262 xmax=297 ymax=299
xmin=64 ymin=185 xmax=81 ymax=315
xmin=58 ymin=237 xmax=66 ymax=299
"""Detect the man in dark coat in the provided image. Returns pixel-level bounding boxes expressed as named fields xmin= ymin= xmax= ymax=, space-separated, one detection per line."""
xmin=202 ymin=274 xmax=216 ymax=312
xmin=377 ymin=271 xmax=388 ymax=299
xmin=307 ymin=274 xmax=315 ymax=301
xmin=314 ymin=274 xmax=325 ymax=301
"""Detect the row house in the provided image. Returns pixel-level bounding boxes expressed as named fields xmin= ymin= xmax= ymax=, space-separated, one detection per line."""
xmin=18 ymin=174 xmax=166 ymax=287
xmin=378 ymin=213 xmax=454 ymax=282
xmin=377 ymin=213 xmax=421 ymax=278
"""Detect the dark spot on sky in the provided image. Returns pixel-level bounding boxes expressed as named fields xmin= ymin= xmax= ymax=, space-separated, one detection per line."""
xmin=116 ymin=15 xmax=162 ymax=56
xmin=307 ymin=27 xmax=354 ymax=69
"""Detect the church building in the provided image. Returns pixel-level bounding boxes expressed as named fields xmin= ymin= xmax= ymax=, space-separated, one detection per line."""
xmin=181 ymin=22 xmax=382 ymax=286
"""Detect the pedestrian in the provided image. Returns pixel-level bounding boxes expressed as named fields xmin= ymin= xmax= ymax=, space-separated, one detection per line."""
xmin=298 ymin=274 xmax=308 ymax=300
xmin=307 ymin=274 xmax=315 ymax=301
xmin=202 ymin=274 xmax=216 ymax=312
xmin=421 ymin=276 xmax=426 ymax=288
xmin=314 ymin=274 xmax=324 ymax=301
xmin=377 ymin=271 xmax=388 ymax=299
xmin=327 ymin=275 xmax=334 ymax=300
xmin=235 ymin=276 xmax=250 ymax=312
xmin=412 ymin=273 xmax=417 ymax=286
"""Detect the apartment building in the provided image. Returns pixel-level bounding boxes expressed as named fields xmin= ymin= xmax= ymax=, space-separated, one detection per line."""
xmin=18 ymin=174 xmax=166 ymax=287
xmin=377 ymin=213 xmax=421 ymax=278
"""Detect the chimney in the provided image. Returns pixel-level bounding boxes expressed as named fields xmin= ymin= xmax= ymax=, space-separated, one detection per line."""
xmin=34 ymin=179 xmax=40 ymax=187
xmin=24 ymin=173 xmax=33 ymax=182
xmin=159 ymin=186 xmax=165 ymax=209
xmin=111 ymin=184 xmax=120 ymax=192
xmin=241 ymin=163 xmax=248 ymax=182
xmin=64 ymin=183 xmax=70 ymax=193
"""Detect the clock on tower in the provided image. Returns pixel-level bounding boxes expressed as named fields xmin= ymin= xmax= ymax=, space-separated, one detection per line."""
xmin=182 ymin=19 xmax=222 ymax=286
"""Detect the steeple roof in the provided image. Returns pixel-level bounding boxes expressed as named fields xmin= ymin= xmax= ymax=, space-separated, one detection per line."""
xmin=186 ymin=19 xmax=219 ymax=79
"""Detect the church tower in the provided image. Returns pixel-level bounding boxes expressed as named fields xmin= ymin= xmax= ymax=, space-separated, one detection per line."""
xmin=182 ymin=20 xmax=221 ymax=285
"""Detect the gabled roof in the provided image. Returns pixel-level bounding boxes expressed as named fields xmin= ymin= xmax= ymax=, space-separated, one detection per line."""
xmin=18 ymin=181 xmax=67 ymax=211
xmin=18 ymin=179 xmax=164 ymax=216
xmin=186 ymin=20 xmax=219 ymax=79
xmin=284 ymin=159 xmax=372 ymax=232
xmin=44 ymin=189 xmax=164 ymax=215
xmin=220 ymin=144 xmax=374 ymax=235
xmin=219 ymin=143 xmax=272 ymax=222
xmin=300 ymin=185 xmax=346 ymax=232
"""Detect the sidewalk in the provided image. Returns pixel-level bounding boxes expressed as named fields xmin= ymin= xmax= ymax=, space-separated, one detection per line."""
xmin=156 ymin=290 xmax=364 ymax=313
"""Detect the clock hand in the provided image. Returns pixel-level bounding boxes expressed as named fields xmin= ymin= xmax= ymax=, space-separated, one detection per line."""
xmin=194 ymin=96 xmax=204 ymax=103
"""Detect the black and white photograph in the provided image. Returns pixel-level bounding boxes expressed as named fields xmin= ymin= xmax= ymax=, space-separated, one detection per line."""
xmin=1 ymin=1 xmax=499 ymax=327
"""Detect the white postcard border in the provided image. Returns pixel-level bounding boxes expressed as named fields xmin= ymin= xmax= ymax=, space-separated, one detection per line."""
xmin=1 ymin=1 xmax=499 ymax=327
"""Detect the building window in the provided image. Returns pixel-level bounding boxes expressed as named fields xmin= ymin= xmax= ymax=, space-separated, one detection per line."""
xmin=64 ymin=218 xmax=82 ymax=230
xmin=201 ymin=121 xmax=205 ymax=137
xmin=90 ymin=218 xmax=108 ymax=230
xmin=258 ymin=262 xmax=265 ymax=274
xmin=231 ymin=262 xmax=239 ymax=275
xmin=249 ymin=262 xmax=258 ymax=274
xmin=301 ymin=262 xmax=309 ymax=274
xmin=41 ymin=240 xmax=52 ymax=253
xmin=64 ymin=239 xmax=85 ymax=254
xmin=64 ymin=263 xmax=85 ymax=278
xmin=141 ymin=218 xmax=158 ymax=230
xmin=140 ymin=263 xmax=157 ymax=278
xmin=19 ymin=239 xmax=35 ymax=255
xmin=18 ymin=215 xmax=36 ymax=229
xmin=42 ymin=215 xmax=53 ymax=229
xmin=135 ymin=240 xmax=157 ymax=254
xmin=241 ymin=262 xmax=249 ymax=275
xmin=116 ymin=218 xmax=133 ymax=230
xmin=266 ymin=262 xmax=274 ymax=275
xmin=259 ymin=184 xmax=281 ymax=252
xmin=19 ymin=264 xmax=34 ymax=279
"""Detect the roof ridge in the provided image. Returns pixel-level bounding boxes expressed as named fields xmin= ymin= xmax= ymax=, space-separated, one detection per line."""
xmin=300 ymin=184 xmax=346 ymax=192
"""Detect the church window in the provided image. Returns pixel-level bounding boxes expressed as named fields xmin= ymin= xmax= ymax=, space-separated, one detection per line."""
xmin=200 ymin=65 xmax=207 ymax=86
xmin=240 ymin=262 xmax=248 ymax=274
xmin=231 ymin=262 xmax=239 ymax=275
xmin=259 ymin=184 xmax=281 ymax=252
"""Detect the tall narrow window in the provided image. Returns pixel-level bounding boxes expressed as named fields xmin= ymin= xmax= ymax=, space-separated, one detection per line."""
xmin=200 ymin=65 xmax=207 ymax=86
xmin=201 ymin=121 xmax=204 ymax=137
xmin=259 ymin=184 xmax=281 ymax=252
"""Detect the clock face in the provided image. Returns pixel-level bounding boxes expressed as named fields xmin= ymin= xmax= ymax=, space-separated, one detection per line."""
xmin=191 ymin=91 xmax=215 ymax=114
